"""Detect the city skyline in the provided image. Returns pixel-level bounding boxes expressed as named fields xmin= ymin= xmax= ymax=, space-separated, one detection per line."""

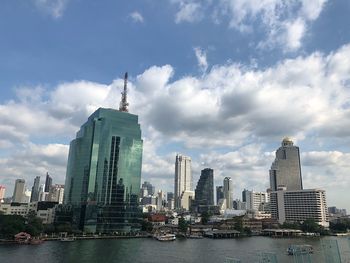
xmin=1 ymin=1 xmax=350 ymax=212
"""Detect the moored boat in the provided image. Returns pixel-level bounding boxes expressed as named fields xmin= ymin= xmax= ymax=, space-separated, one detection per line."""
xmin=287 ymin=244 xmax=313 ymax=255
xmin=155 ymin=234 xmax=176 ymax=241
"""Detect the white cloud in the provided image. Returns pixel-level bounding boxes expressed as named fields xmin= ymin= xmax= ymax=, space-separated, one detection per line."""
xmin=33 ymin=0 xmax=68 ymax=19
xmin=130 ymin=11 xmax=144 ymax=23
xmin=174 ymin=1 xmax=203 ymax=23
xmin=1 ymin=42 xmax=350 ymax=210
xmin=194 ymin=47 xmax=208 ymax=72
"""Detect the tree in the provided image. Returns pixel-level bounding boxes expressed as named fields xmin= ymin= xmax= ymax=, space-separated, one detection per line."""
xmin=178 ymin=217 xmax=188 ymax=233
xmin=25 ymin=211 xmax=43 ymax=237
xmin=201 ymin=212 xmax=210 ymax=225
xmin=0 ymin=214 xmax=26 ymax=239
xmin=301 ymin=219 xmax=323 ymax=233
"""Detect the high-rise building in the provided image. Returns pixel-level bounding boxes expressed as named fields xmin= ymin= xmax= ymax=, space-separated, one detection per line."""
xmin=243 ymin=189 xmax=267 ymax=211
xmin=141 ymin=181 xmax=155 ymax=197
xmin=30 ymin=176 xmax=41 ymax=202
xmin=48 ymin=184 xmax=65 ymax=204
xmin=174 ymin=154 xmax=192 ymax=209
xmin=64 ymin=85 xmax=143 ymax=233
xmin=216 ymin=186 xmax=224 ymax=205
xmin=0 ymin=186 xmax=5 ymax=203
xmin=12 ymin=179 xmax=25 ymax=203
xmin=223 ymin=177 xmax=233 ymax=209
xmin=44 ymin=172 xmax=52 ymax=193
xmin=156 ymin=190 xmax=164 ymax=211
xmin=269 ymin=137 xmax=303 ymax=191
xmin=194 ymin=168 xmax=214 ymax=208
xmin=270 ymin=187 xmax=329 ymax=227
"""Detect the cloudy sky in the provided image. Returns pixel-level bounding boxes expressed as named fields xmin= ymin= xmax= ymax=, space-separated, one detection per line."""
xmin=1 ymin=0 xmax=350 ymax=211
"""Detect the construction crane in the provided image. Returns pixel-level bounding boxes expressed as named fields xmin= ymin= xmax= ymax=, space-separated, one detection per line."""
xmin=119 ymin=72 xmax=129 ymax=112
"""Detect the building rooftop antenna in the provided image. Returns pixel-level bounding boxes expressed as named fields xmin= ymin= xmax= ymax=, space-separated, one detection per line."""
xmin=119 ymin=72 xmax=129 ymax=112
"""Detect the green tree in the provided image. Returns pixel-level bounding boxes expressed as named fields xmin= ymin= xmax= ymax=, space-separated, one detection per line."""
xmin=301 ymin=219 xmax=322 ymax=233
xmin=178 ymin=217 xmax=188 ymax=233
xmin=25 ymin=211 xmax=43 ymax=237
xmin=201 ymin=212 xmax=210 ymax=225
xmin=0 ymin=214 xmax=26 ymax=239
xmin=233 ymin=217 xmax=243 ymax=232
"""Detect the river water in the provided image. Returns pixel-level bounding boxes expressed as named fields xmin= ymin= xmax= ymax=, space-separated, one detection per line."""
xmin=0 ymin=236 xmax=349 ymax=263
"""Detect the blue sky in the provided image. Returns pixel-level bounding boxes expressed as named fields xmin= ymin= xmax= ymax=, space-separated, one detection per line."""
xmin=0 ymin=0 xmax=350 ymax=211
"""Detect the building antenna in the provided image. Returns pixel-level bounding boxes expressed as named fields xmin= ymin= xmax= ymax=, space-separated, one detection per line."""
xmin=119 ymin=72 xmax=129 ymax=112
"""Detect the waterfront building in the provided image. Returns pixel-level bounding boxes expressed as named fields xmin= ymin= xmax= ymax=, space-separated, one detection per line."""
xmin=194 ymin=168 xmax=214 ymax=208
xmin=0 ymin=185 xmax=5 ymax=203
xmin=12 ymin=179 xmax=25 ymax=203
xmin=269 ymin=137 xmax=303 ymax=191
xmin=243 ymin=189 xmax=267 ymax=211
xmin=174 ymin=154 xmax=192 ymax=209
xmin=269 ymin=187 xmax=329 ymax=227
xmin=30 ymin=176 xmax=41 ymax=202
xmin=63 ymin=74 xmax=143 ymax=233
xmin=216 ymin=186 xmax=224 ymax=205
xmin=223 ymin=177 xmax=233 ymax=209
xmin=44 ymin=172 xmax=52 ymax=193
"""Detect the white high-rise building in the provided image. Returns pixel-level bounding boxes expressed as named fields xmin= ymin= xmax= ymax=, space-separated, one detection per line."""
xmin=244 ymin=190 xmax=267 ymax=211
xmin=270 ymin=188 xmax=329 ymax=227
xmin=223 ymin=177 xmax=233 ymax=209
xmin=12 ymin=179 xmax=25 ymax=203
xmin=269 ymin=137 xmax=303 ymax=191
xmin=174 ymin=154 xmax=192 ymax=209
xmin=48 ymin=184 xmax=65 ymax=204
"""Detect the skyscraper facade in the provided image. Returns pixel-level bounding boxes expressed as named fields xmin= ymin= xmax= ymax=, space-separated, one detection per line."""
xmin=0 ymin=186 xmax=5 ymax=203
xmin=194 ymin=168 xmax=214 ymax=208
xmin=64 ymin=107 xmax=143 ymax=233
xmin=30 ymin=176 xmax=41 ymax=202
xmin=44 ymin=172 xmax=52 ymax=193
xmin=216 ymin=186 xmax=224 ymax=205
xmin=174 ymin=154 xmax=192 ymax=209
xmin=12 ymin=179 xmax=25 ymax=203
xmin=223 ymin=177 xmax=233 ymax=209
xmin=269 ymin=137 xmax=303 ymax=191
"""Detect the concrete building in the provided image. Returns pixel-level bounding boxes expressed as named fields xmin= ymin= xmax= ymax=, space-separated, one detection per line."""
xmin=270 ymin=188 xmax=329 ymax=227
xmin=30 ymin=176 xmax=41 ymax=202
xmin=0 ymin=185 xmax=5 ymax=203
xmin=180 ymin=190 xmax=194 ymax=211
xmin=156 ymin=190 xmax=164 ymax=211
xmin=12 ymin=179 xmax=25 ymax=203
xmin=174 ymin=154 xmax=192 ymax=209
xmin=223 ymin=177 xmax=233 ymax=209
xmin=269 ymin=137 xmax=303 ymax=191
xmin=141 ymin=181 xmax=155 ymax=197
xmin=48 ymin=184 xmax=65 ymax=204
xmin=243 ymin=189 xmax=267 ymax=211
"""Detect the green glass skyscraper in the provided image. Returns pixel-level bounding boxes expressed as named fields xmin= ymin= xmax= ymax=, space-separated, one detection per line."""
xmin=64 ymin=74 xmax=143 ymax=233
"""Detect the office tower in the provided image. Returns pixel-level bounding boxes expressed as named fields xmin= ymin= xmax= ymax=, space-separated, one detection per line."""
xmin=156 ymin=190 xmax=164 ymax=211
xmin=22 ymin=189 xmax=31 ymax=203
xmin=269 ymin=137 xmax=303 ymax=191
xmin=195 ymin=168 xmax=214 ymax=208
xmin=270 ymin=187 xmax=329 ymax=227
xmin=223 ymin=177 xmax=233 ymax=209
xmin=167 ymin=192 xmax=175 ymax=210
xmin=12 ymin=179 xmax=25 ymax=203
xmin=243 ymin=190 xmax=267 ymax=211
xmin=30 ymin=176 xmax=41 ymax=202
xmin=216 ymin=186 xmax=224 ymax=205
xmin=48 ymin=184 xmax=65 ymax=204
xmin=0 ymin=186 xmax=5 ymax=202
xmin=64 ymin=75 xmax=143 ymax=233
xmin=141 ymin=181 xmax=155 ymax=196
xmin=44 ymin=172 xmax=52 ymax=192
xmin=174 ymin=154 xmax=192 ymax=209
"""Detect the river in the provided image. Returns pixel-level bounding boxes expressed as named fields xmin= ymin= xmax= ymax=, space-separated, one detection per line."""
xmin=0 ymin=236 xmax=349 ymax=262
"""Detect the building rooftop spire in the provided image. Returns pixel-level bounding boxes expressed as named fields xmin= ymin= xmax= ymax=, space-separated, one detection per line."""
xmin=119 ymin=72 xmax=129 ymax=112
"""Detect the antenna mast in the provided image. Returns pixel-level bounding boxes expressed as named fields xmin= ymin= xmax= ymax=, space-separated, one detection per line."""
xmin=119 ymin=72 xmax=129 ymax=112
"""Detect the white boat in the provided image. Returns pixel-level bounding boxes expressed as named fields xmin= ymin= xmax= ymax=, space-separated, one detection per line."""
xmin=155 ymin=234 xmax=176 ymax=241
xmin=287 ymin=244 xmax=313 ymax=255
xmin=60 ymin=237 xmax=75 ymax=242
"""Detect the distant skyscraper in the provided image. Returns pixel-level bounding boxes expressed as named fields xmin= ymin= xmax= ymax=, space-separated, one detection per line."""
xmin=223 ymin=177 xmax=233 ymax=209
xmin=12 ymin=179 xmax=25 ymax=203
xmin=64 ymin=95 xmax=143 ymax=233
xmin=44 ymin=172 xmax=52 ymax=192
xmin=141 ymin=181 xmax=155 ymax=196
xmin=174 ymin=154 xmax=192 ymax=209
xmin=269 ymin=137 xmax=303 ymax=191
xmin=48 ymin=184 xmax=65 ymax=204
xmin=30 ymin=176 xmax=41 ymax=202
xmin=216 ymin=186 xmax=224 ymax=205
xmin=243 ymin=189 xmax=267 ymax=211
xmin=194 ymin=168 xmax=214 ymax=208
xmin=0 ymin=186 xmax=5 ymax=202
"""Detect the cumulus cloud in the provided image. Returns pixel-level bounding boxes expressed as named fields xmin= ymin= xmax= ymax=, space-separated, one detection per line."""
xmin=1 ymin=42 xmax=350 ymax=210
xmin=129 ymin=11 xmax=144 ymax=23
xmin=33 ymin=0 xmax=68 ymax=19
xmin=170 ymin=0 xmax=328 ymax=51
